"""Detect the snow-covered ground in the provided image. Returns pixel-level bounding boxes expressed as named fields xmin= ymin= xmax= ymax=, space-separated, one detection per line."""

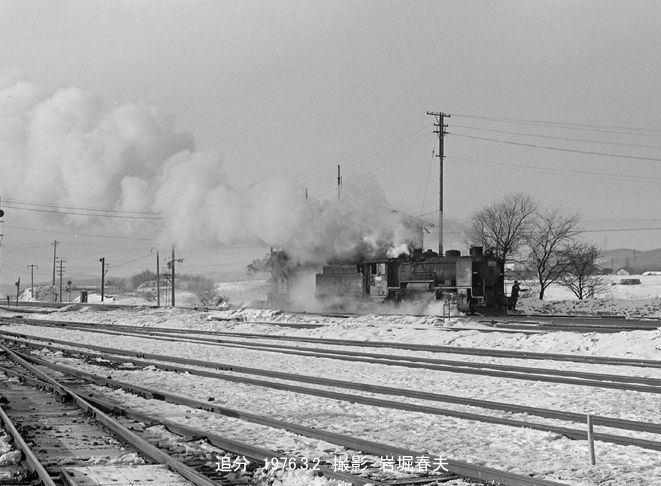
xmin=514 ymin=275 xmax=661 ymax=318
xmin=1 ymin=278 xmax=661 ymax=485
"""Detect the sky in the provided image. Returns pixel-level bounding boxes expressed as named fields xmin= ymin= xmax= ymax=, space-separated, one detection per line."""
xmin=1 ymin=0 xmax=661 ymax=295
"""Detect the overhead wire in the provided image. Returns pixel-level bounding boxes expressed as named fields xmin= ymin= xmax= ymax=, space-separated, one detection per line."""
xmin=3 ymin=202 xmax=164 ymax=220
xmin=451 ymin=132 xmax=661 ymax=162
xmin=446 ymin=155 xmax=661 ymax=183
xmin=5 ymin=224 xmax=155 ymax=241
xmin=452 ymin=124 xmax=661 ymax=150
xmin=310 ymin=121 xmax=431 ymax=199
xmin=3 ymin=198 xmax=161 ymax=215
xmin=581 ymin=227 xmax=661 ymax=233
xmin=293 ymin=113 xmax=429 ymax=183
xmin=303 ymin=117 xmax=431 ymax=197
xmin=451 ymin=113 xmax=661 ymax=136
xmin=420 ymin=143 xmax=436 ymax=216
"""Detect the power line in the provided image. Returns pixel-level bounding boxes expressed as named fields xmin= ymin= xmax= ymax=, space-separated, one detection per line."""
xmin=451 ymin=113 xmax=661 ymax=136
xmin=3 ymin=203 xmax=164 ymax=220
xmin=290 ymin=114 xmax=429 ymax=182
xmin=584 ymin=217 xmax=661 ymax=223
xmin=303 ymin=120 xmax=431 ymax=197
xmin=453 ymin=124 xmax=661 ymax=150
xmin=581 ymin=227 xmax=661 ymax=233
xmin=420 ymin=142 xmax=436 ymax=215
xmin=452 ymin=132 xmax=661 ymax=162
xmin=5 ymin=224 xmax=155 ymax=241
xmin=3 ymin=198 xmax=161 ymax=215
xmin=446 ymin=155 xmax=661 ymax=183
xmin=112 ymin=252 xmax=153 ymax=268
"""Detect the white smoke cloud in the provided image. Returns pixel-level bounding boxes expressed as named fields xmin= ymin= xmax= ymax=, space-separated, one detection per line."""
xmin=0 ymin=70 xmax=422 ymax=264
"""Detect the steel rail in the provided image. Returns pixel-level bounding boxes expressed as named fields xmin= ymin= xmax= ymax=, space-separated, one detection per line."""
xmin=0 ymin=365 xmax=384 ymax=486
xmin=9 ymin=315 xmax=658 ymax=368
xmin=40 ymin=321 xmax=661 ymax=387
xmin=11 ymin=350 xmax=569 ymax=486
xmin=217 ymin=317 xmax=661 ymax=333
xmin=199 ymin=330 xmax=661 ymax=367
xmin=81 ymin=397 xmax=395 ymax=486
xmin=287 ymin=309 xmax=661 ymax=325
xmin=4 ymin=328 xmax=661 ymax=397
xmin=503 ymin=314 xmax=661 ymax=326
xmin=6 ymin=318 xmax=657 ymax=387
xmin=4 ymin=334 xmax=661 ymax=435
xmin=0 ymin=345 xmax=219 ymax=486
xmin=5 ymin=315 xmax=661 ymax=373
xmin=0 ymin=405 xmax=57 ymax=486
xmin=14 ymin=345 xmax=661 ymax=450
xmin=3 ymin=307 xmax=660 ymax=330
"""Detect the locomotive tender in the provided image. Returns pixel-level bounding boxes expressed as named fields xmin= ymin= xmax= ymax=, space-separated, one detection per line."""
xmin=315 ymin=246 xmax=506 ymax=313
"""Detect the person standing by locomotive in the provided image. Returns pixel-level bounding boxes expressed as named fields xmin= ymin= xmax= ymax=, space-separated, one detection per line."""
xmin=510 ymin=281 xmax=521 ymax=311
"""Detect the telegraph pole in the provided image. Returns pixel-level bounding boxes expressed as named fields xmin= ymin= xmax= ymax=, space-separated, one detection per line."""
xmin=156 ymin=250 xmax=160 ymax=307
xmin=168 ymin=246 xmax=183 ymax=307
xmin=51 ymin=240 xmax=59 ymax=301
xmin=427 ymin=111 xmax=450 ymax=255
xmin=99 ymin=257 xmax=105 ymax=302
xmin=0 ymin=200 xmax=4 ymax=287
xmin=57 ymin=259 xmax=66 ymax=303
xmin=337 ymin=165 xmax=342 ymax=201
xmin=27 ymin=264 xmax=38 ymax=299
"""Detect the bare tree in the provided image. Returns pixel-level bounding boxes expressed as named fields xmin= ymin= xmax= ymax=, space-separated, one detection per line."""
xmin=246 ymin=253 xmax=271 ymax=274
xmin=558 ymin=242 xmax=611 ymax=299
xmin=469 ymin=193 xmax=537 ymax=265
xmin=189 ymin=275 xmax=219 ymax=306
xmin=526 ymin=208 xmax=581 ymax=299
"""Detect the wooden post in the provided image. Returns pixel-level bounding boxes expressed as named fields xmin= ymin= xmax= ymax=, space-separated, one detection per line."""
xmin=587 ymin=414 xmax=596 ymax=465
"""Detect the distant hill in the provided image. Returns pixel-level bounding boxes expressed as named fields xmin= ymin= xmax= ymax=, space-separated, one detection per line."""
xmin=601 ymin=248 xmax=661 ymax=274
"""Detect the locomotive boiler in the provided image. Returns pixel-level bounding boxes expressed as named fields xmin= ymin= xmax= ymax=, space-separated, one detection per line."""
xmin=315 ymin=246 xmax=506 ymax=314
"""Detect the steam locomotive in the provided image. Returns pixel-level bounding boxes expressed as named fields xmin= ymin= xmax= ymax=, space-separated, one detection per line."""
xmin=315 ymin=246 xmax=506 ymax=314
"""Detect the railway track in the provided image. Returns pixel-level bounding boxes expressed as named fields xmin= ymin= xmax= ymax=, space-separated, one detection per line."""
xmin=0 ymin=347 xmax=220 ymax=485
xmin=3 ymin=322 xmax=661 ymax=395
xmin=292 ymin=309 xmax=661 ymax=332
xmin=4 ymin=316 xmax=661 ymax=369
xmin=1 ymin=345 xmax=458 ymax=486
xmin=480 ymin=315 xmax=661 ymax=333
xmin=2 ymin=314 xmax=659 ymax=484
xmin=4 ymin=305 xmax=661 ymax=333
xmin=3 ymin=333 xmax=661 ymax=454
xmin=0 ymin=343 xmax=572 ymax=486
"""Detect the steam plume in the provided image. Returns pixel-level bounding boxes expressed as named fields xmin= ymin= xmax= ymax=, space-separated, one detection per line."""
xmin=0 ymin=70 xmax=421 ymax=264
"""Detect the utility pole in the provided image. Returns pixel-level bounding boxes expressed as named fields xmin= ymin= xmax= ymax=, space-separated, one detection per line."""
xmin=27 ymin=264 xmax=38 ymax=299
xmin=57 ymin=259 xmax=66 ymax=303
xmin=427 ymin=111 xmax=450 ymax=255
xmin=168 ymin=246 xmax=183 ymax=307
xmin=337 ymin=165 xmax=342 ymax=201
xmin=0 ymin=199 xmax=4 ymax=287
xmin=99 ymin=257 xmax=105 ymax=302
xmin=156 ymin=250 xmax=160 ymax=307
xmin=51 ymin=240 xmax=59 ymax=301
